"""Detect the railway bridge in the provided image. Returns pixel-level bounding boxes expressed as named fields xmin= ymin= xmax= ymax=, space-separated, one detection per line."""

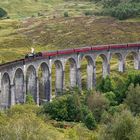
xmin=0 ymin=43 xmax=140 ymax=108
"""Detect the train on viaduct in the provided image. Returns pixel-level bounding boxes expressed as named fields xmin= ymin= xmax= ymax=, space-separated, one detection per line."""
xmin=0 ymin=43 xmax=140 ymax=109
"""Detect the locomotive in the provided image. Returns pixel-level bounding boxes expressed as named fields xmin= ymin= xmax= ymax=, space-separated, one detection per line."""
xmin=25 ymin=43 xmax=140 ymax=59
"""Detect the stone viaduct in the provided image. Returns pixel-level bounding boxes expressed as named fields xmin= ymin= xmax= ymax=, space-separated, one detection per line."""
xmin=0 ymin=44 xmax=140 ymax=109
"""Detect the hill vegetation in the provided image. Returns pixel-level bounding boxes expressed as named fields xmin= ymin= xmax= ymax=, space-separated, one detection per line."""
xmin=0 ymin=1 xmax=139 ymax=63
xmin=0 ymin=16 xmax=140 ymax=63
xmin=1 ymin=72 xmax=140 ymax=139
xmin=0 ymin=0 xmax=140 ymax=139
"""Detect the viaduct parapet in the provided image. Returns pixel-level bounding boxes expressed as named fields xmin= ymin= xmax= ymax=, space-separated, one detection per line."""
xmin=0 ymin=43 xmax=140 ymax=109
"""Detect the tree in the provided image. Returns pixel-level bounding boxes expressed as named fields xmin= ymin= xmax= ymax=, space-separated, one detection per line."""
xmin=0 ymin=8 xmax=7 ymax=18
xmin=64 ymin=11 xmax=69 ymax=17
xmin=125 ymin=84 xmax=140 ymax=115
xmin=110 ymin=2 xmax=140 ymax=20
xmin=99 ymin=110 xmax=140 ymax=140
xmin=66 ymin=94 xmax=82 ymax=121
xmin=43 ymin=96 xmax=68 ymax=121
xmin=84 ymin=112 xmax=96 ymax=130
xmin=112 ymin=110 xmax=136 ymax=140
xmin=26 ymin=94 xmax=35 ymax=105
xmin=104 ymin=91 xmax=117 ymax=106
xmin=86 ymin=92 xmax=109 ymax=122
xmin=43 ymin=93 xmax=82 ymax=121
xmin=97 ymin=76 xmax=114 ymax=93
xmin=102 ymin=0 xmax=121 ymax=8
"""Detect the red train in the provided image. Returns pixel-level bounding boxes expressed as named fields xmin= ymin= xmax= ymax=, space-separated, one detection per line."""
xmin=27 ymin=42 xmax=140 ymax=59
xmin=0 ymin=43 xmax=140 ymax=67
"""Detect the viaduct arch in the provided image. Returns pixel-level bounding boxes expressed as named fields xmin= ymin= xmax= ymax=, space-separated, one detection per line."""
xmin=0 ymin=44 xmax=140 ymax=108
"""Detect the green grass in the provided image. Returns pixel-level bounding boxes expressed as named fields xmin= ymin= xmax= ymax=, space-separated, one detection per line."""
xmin=0 ymin=0 xmax=139 ymax=63
xmin=0 ymin=0 xmax=57 ymax=18
xmin=0 ymin=16 xmax=140 ymax=63
xmin=0 ymin=0 xmax=100 ymax=19
xmin=0 ymin=104 xmax=98 ymax=140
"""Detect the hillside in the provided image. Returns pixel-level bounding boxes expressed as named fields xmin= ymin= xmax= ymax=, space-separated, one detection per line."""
xmin=0 ymin=0 xmax=100 ymax=19
xmin=0 ymin=16 xmax=140 ymax=63
xmin=0 ymin=0 xmax=139 ymax=63
xmin=0 ymin=0 xmax=56 ymax=18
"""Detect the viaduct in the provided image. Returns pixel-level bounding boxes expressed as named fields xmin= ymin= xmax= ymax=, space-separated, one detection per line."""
xmin=0 ymin=43 xmax=140 ymax=109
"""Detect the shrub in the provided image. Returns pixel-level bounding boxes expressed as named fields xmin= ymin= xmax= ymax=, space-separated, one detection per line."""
xmin=104 ymin=91 xmax=117 ymax=106
xmin=43 ymin=92 xmax=97 ymax=130
xmin=98 ymin=0 xmax=140 ymax=20
xmin=43 ymin=96 xmax=68 ymax=121
xmin=6 ymin=104 xmax=40 ymax=117
xmin=84 ymin=112 xmax=96 ymax=130
xmin=112 ymin=110 xmax=139 ymax=140
xmin=0 ymin=8 xmax=7 ymax=18
xmin=126 ymin=73 xmax=140 ymax=87
xmin=102 ymin=0 xmax=121 ymax=8
xmin=97 ymin=76 xmax=114 ymax=93
xmin=125 ymin=84 xmax=140 ymax=115
xmin=84 ymin=10 xmax=94 ymax=16
xmin=43 ymin=93 xmax=83 ymax=121
xmin=26 ymin=94 xmax=35 ymax=105
xmin=99 ymin=110 xmax=140 ymax=140
xmin=0 ymin=105 xmax=63 ymax=140
xmin=66 ymin=94 xmax=82 ymax=121
xmin=86 ymin=92 xmax=109 ymax=122
xmin=64 ymin=11 xmax=69 ymax=17
xmin=110 ymin=2 xmax=140 ymax=20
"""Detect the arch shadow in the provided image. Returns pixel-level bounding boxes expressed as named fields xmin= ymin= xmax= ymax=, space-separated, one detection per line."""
xmin=1 ymin=73 xmax=11 ymax=108
xmin=26 ymin=65 xmax=37 ymax=103
xmin=38 ymin=62 xmax=50 ymax=104
xmin=14 ymin=68 xmax=24 ymax=104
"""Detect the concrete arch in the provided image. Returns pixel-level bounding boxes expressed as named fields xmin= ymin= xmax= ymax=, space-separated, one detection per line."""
xmin=96 ymin=54 xmax=109 ymax=77
xmin=65 ymin=57 xmax=77 ymax=88
xmin=81 ymin=55 xmax=94 ymax=89
xmin=110 ymin=53 xmax=124 ymax=72
xmin=125 ymin=51 xmax=139 ymax=70
xmin=81 ymin=55 xmax=96 ymax=89
xmin=13 ymin=68 xmax=24 ymax=104
xmin=53 ymin=60 xmax=64 ymax=95
xmin=38 ymin=62 xmax=50 ymax=104
xmin=97 ymin=53 xmax=108 ymax=62
xmin=1 ymin=73 xmax=11 ymax=108
xmin=26 ymin=65 xmax=37 ymax=103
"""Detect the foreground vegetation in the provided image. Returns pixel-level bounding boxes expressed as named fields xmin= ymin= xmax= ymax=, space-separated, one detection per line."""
xmin=1 ymin=71 xmax=140 ymax=139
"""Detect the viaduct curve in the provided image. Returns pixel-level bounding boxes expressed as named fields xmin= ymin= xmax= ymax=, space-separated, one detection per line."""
xmin=0 ymin=43 xmax=140 ymax=109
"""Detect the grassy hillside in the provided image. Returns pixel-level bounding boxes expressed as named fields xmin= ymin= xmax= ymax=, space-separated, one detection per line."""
xmin=0 ymin=0 xmax=56 ymax=18
xmin=0 ymin=0 xmax=139 ymax=63
xmin=0 ymin=0 xmax=100 ymax=19
xmin=0 ymin=104 xmax=98 ymax=140
xmin=0 ymin=16 xmax=140 ymax=63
